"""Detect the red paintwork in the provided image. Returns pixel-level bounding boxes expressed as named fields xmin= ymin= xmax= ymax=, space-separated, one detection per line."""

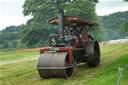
xmin=40 ymin=47 xmax=72 ymax=64
xmin=72 ymin=38 xmax=81 ymax=48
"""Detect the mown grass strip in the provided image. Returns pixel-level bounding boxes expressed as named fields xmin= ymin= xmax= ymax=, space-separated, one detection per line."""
xmin=0 ymin=52 xmax=39 ymax=61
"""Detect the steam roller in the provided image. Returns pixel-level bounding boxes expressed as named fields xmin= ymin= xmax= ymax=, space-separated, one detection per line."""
xmin=36 ymin=9 xmax=100 ymax=78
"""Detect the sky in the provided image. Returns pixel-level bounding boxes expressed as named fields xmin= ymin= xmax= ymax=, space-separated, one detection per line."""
xmin=0 ymin=0 xmax=31 ymax=31
xmin=0 ymin=0 xmax=128 ymax=31
xmin=96 ymin=0 xmax=128 ymax=16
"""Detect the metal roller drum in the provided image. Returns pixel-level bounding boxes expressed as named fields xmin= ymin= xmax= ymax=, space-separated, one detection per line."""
xmin=36 ymin=52 xmax=74 ymax=78
xmin=86 ymin=41 xmax=100 ymax=67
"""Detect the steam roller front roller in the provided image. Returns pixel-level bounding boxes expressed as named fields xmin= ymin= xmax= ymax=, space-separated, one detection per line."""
xmin=36 ymin=52 xmax=74 ymax=78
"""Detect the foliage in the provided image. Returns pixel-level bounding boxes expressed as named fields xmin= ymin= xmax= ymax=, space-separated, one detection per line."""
xmin=21 ymin=0 xmax=104 ymax=46
xmin=123 ymin=21 xmax=128 ymax=32
xmin=0 ymin=25 xmax=27 ymax=49
xmin=99 ymin=11 xmax=128 ymax=40
xmin=0 ymin=26 xmax=20 ymax=42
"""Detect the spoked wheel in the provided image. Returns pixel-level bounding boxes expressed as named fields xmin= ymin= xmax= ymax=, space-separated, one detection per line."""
xmin=37 ymin=53 xmax=74 ymax=78
xmin=86 ymin=41 xmax=100 ymax=67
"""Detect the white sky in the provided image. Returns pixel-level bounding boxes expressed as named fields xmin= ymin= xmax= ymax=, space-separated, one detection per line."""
xmin=96 ymin=0 xmax=128 ymax=16
xmin=0 ymin=0 xmax=128 ymax=31
xmin=0 ymin=0 xmax=31 ymax=31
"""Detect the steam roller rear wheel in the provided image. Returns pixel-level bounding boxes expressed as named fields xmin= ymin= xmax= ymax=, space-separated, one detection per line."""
xmin=37 ymin=52 xmax=74 ymax=78
xmin=86 ymin=41 xmax=100 ymax=67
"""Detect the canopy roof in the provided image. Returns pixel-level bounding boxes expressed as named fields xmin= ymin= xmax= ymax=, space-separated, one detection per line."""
xmin=48 ymin=16 xmax=98 ymax=27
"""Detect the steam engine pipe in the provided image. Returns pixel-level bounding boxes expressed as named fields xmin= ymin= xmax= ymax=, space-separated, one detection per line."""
xmin=58 ymin=9 xmax=64 ymax=43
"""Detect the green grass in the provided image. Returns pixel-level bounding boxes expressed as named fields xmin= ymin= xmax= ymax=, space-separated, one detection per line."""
xmin=88 ymin=54 xmax=128 ymax=85
xmin=0 ymin=43 xmax=128 ymax=85
xmin=0 ymin=52 xmax=39 ymax=61
xmin=0 ymin=49 xmax=16 ymax=54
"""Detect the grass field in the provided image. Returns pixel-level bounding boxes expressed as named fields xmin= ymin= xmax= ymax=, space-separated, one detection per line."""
xmin=0 ymin=43 xmax=128 ymax=85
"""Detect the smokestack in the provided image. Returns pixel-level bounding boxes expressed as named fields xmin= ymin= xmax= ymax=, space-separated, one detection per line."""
xmin=58 ymin=9 xmax=64 ymax=43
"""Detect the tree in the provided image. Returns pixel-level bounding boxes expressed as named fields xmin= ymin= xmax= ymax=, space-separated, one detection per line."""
xmin=21 ymin=0 xmax=102 ymax=46
xmin=0 ymin=25 xmax=21 ymax=49
xmin=99 ymin=11 xmax=128 ymax=40
xmin=123 ymin=22 xmax=128 ymax=32
xmin=8 ymin=40 xmax=17 ymax=48
xmin=124 ymin=0 xmax=128 ymax=33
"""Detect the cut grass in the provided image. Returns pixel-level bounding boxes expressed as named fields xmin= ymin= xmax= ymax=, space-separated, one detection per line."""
xmin=0 ymin=43 xmax=128 ymax=85
xmin=0 ymin=50 xmax=16 ymax=54
xmin=0 ymin=52 xmax=39 ymax=61
xmin=0 ymin=51 xmax=40 ymax=66
xmin=88 ymin=54 xmax=128 ymax=85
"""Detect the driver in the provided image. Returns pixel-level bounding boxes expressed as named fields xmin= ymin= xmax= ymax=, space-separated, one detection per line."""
xmin=70 ymin=28 xmax=80 ymax=47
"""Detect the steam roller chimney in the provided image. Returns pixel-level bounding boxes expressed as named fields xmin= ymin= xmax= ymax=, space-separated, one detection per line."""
xmin=58 ymin=9 xmax=64 ymax=43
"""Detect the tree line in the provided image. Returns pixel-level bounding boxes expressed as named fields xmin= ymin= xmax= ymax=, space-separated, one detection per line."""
xmin=99 ymin=11 xmax=128 ymax=40
xmin=0 ymin=26 xmax=26 ymax=49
